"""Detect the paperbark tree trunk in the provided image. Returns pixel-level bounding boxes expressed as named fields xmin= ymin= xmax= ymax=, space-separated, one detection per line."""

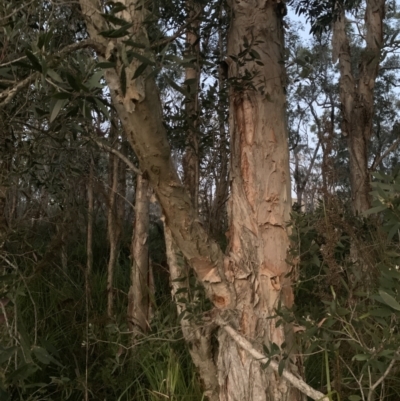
xmin=128 ymin=173 xmax=151 ymax=334
xmin=216 ymin=2 xmax=301 ymax=400
xmin=79 ymin=1 xmax=302 ymax=400
xmin=332 ymin=0 xmax=385 ymax=214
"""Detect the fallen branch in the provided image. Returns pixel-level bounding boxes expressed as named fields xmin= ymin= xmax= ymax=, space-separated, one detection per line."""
xmin=216 ymin=317 xmax=330 ymax=401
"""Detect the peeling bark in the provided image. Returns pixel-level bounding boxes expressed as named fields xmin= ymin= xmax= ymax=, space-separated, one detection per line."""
xmin=217 ymin=1 xmax=302 ymax=400
xmin=332 ymin=0 xmax=385 ymax=214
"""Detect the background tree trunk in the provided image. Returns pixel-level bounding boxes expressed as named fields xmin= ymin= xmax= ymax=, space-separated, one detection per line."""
xmin=332 ymin=0 xmax=385 ymax=214
xmin=106 ymin=152 xmax=120 ymax=318
xmin=128 ymin=173 xmax=151 ymax=334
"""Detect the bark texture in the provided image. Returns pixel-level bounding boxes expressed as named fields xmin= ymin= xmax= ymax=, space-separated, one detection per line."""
xmin=332 ymin=0 xmax=385 ymax=214
xmin=128 ymin=173 xmax=151 ymax=334
xmin=79 ymin=0 xmax=234 ymax=309
xmin=216 ymin=1 xmax=301 ymax=400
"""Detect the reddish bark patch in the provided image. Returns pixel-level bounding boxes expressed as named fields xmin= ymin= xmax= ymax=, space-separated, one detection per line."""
xmin=212 ymin=294 xmax=227 ymax=308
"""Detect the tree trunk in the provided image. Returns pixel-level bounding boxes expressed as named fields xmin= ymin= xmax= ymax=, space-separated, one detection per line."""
xmin=128 ymin=173 xmax=150 ymax=334
xmin=79 ymin=1 xmax=302 ymax=399
xmin=164 ymin=224 xmax=219 ymax=401
xmin=87 ymin=156 xmax=94 ymax=278
xmin=182 ymin=0 xmax=200 ymax=211
xmin=332 ymin=0 xmax=385 ymax=214
xmin=210 ymin=9 xmax=229 ymax=237
xmin=215 ymin=2 xmax=301 ymax=400
xmin=106 ymin=152 xmax=120 ymax=318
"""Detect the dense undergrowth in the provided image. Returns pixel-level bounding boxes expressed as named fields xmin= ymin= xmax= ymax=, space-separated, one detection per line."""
xmin=1 ymin=172 xmax=400 ymax=401
xmin=0 ymin=219 xmax=203 ymax=401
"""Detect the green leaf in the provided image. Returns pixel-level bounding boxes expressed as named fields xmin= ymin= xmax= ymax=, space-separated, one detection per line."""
xmin=348 ymin=395 xmax=362 ymax=401
xmin=8 ymin=363 xmax=37 ymax=383
xmin=52 ymin=92 xmax=71 ymax=100
xmin=128 ymin=51 xmax=155 ymax=66
xmin=353 ymin=354 xmax=369 ymax=361
xmin=86 ymin=70 xmax=104 ymax=89
xmin=123 ymin=40 xmax=146 ymax=49
xmin=32 ymin=346 xmax=52 ymax=364
xmin=278 ymin=359 xmax=285 ymax=376
xmin=97 ymin=62 xmax=116 ymax=69
xmin=108 ymin=1 xmax=127 ymax=14
xmin=50 ymin=99 xmax=67 ymax=123
xmin=65 ymin=73 xmax=82 ymax=92
xmin=165 ymin=76 xmax=190 ymax=97
xmin=132 ymin=63 xmax=147 ymax=80
xmin=364 ymin=205 xmax=387 ymax=216
xmin=47 ymin=69 xmax=63 ymax=83
xmin=0 ymin=346 xmax=17 ymax=364
xmin=100 ymin=23 xmax=133 ymax=38
xmin=120 ymin=67 xmax=127 ymax=97
xmin=379 ymin=290 xmax=400 ymax=311
xmin=100 ymin=13 xmax=127 ymax=26
xmin=94 ymin=98 xmax=110 ymax=119
xmin=249 ymin=49 xmax=261 ymax=59
xmin=25 ymin=50 xmax=42 ymax=72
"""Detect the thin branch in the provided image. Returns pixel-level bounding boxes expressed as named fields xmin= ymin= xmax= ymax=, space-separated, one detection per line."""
xmin=58 ymin=38 xmax=105 ymax=57
xmin=300 ymin=139 xmax=321 ymax=189
xmin=367 ymin=349 xmax=399 ymax=401
xmin=0 ymin=73 xmax=38 ymax=108
xmin=0 ymin=1 xmax=35 ymax=22
xmin=85 ymin=137 xmax=140 ymax=174
xmin=0 ymin=55 xmax=28 ymax=68
xmin=216 ymin=317 xmax=330 ymax=401
xmin=151 ymin=10 xmax=202 ymax=49
xmin=371 ymin=137 xmax=400 ymax=171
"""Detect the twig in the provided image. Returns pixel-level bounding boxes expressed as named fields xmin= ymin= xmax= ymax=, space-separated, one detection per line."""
xmin=216 ymin=317 xmax=330 ymax=401
xmin=367 ymin=348 xmax=399 ymax=401
xmin=0 ymin=73 xmax=38 ymax=108
xmin=371 ymin=137 xmax=400 ymax=171
xmin=151 ymin=10 xmax=202 ymax=49
xmin=85 ymin=136 xmax=140 ymax=174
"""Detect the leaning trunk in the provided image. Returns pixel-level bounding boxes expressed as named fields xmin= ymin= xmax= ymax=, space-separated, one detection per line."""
xmin=164 ymin=224 xmax=219 ymax=401
xmin=217 ymin=1 xmax=301 ymax=400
